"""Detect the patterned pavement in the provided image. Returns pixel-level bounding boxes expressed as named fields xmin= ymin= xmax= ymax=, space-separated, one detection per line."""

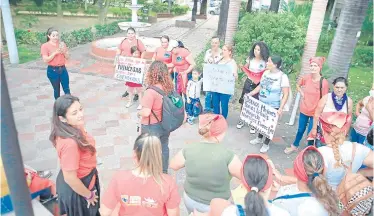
xmin=3 ymin=14 xmax=302 ymax=215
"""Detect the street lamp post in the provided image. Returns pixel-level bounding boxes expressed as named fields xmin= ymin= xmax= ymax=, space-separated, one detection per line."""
xmin=1 ymin=0 xmax=19 ymax=64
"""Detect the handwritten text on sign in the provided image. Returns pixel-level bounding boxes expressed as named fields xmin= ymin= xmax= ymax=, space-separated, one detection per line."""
xmin=203 ymin=64 xmax=235 ymax=95
xmin=114 ymin=56 xmax=146 ymax=84
xmin=240 ymin=94 xmax=279 ymax=139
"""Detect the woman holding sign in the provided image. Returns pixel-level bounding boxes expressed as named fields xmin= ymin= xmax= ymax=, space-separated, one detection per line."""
xmin=153 ymin=35 xmax=174 ymax=72
xmin=116 ymin=27 xmax=146 ymax=100
xmin=248 ymin=55 xmax=290 ymax=153
xmin=237 ymin=42 xmax=269 ymax=132
xmin=171 ymin=41 xmax=196 ymax=95
xmin=212 ymin=44 xmax=238 ymax=119
xmin=41 ymin=28 xmax=71 ymax=100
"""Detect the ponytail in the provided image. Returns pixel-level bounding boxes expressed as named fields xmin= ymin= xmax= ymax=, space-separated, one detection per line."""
xmin=244 ymin=191 xmax=267 ymax=216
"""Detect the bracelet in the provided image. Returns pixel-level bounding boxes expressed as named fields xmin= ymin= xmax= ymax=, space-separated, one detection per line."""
xmin=85 ymin=191 xmax=94 ymax=200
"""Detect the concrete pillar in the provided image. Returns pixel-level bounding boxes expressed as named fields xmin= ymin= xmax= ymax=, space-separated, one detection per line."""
xmin=1 ymin=0 xmax=19 ymax=64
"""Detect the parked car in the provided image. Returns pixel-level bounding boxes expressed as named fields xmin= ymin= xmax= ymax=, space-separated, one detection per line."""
xmin=208 ymin=5 xmax=220 ymax=15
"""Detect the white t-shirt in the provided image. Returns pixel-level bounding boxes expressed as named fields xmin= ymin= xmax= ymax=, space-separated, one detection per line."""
xmin=273 ymin=184 xmax=328 ymax=216
xmin=221 ymin=203 xmax=290 ymax=216
xmin=245 ymin=58 xmax=266 ymax=73
xmin=319 ymin=141 xmax=371 ymax=190
xmin=259 ymin=71 xmax=290 ymax=108
xmin=186 ymin=79 xmax=203 ymax=99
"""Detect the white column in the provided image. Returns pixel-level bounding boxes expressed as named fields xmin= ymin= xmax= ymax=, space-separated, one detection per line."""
xmin=1 ymin=0 xmax=19 ymax=64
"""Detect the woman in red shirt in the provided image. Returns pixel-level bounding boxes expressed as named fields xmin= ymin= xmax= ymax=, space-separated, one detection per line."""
xmin=137 ymin=61 xmax=175 ymax=173
xmin=171 ymin=41 xmax=196 ymax=96
xmin=40 ymin=28 xmax=70 ymax=100
xmin=50 ymin=95 xmax=99 ymax=216
xmin=100 ymin=133 xmax=181 ymax=216
xmin=152 ymin=35 xmax=174 ymax=72
xmin=116 ymin=27 xmax=146 ymax=100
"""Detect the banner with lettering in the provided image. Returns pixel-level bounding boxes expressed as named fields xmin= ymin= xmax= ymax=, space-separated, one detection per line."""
xmin=114 ymin=56 xmax=146 ymax=84
xmin=203 ymin=64 xmax=235 ymax=95
xmin=240 ymin=94 xmax=279 ymax=139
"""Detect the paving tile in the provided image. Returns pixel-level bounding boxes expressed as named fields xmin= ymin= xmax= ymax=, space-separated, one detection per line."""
xmin=97 ymin=146 xmax=115 ymax=157
xmin=35 ymin=123 xmax=51 ymax=132
xmin=91 ymin=128 xmax=107 ymax=136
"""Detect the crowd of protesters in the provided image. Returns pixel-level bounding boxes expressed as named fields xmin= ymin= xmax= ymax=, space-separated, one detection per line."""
xmin=11 ymin=27 xmax=372 ymax=216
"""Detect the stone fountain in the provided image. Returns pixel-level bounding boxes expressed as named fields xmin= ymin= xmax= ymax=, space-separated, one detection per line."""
xmin=90 ymin=0 xmax=177 ymax=61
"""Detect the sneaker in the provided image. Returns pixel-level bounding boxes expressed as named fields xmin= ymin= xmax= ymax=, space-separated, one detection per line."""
xmin=250 ymin=137 xmax=263 ymax=145
xmin=133 ymin=94 xmax=139 ymax=101
xmin=284 ymin=146 xmax=298 ymax=154
xmin=137 ymin=104 xmax=142 ymax=110
xmin=236 ymin=120 xmax=245 ymax=129
xmin=37 ymin=170 xmax=52 ymax=179
xmin=122 ymin=91 xmax=129 ymax=98
xmin=249 ymin=127 xmax=256 ymax=134
xmin=260 ymin=144 xmax=270 ymax=153
xmin=187 ymin=116 xmax=194 ymax=125
xmin=126 ymin=101 xmax=133 ymax=108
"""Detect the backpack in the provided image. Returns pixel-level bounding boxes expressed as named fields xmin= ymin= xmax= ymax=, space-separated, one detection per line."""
xmin=336 ymin=143 xmax=374 ymax=216
xmin=148 ymin=86 xmax=185 ymax=133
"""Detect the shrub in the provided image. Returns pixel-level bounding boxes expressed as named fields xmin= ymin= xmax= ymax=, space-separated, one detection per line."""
xmin=234 ymin=12 xmax=306 ymax=74
xmin=95 ymin=21 xmax=121 ymax=39
xmin=352 ymin=46 xmax=373 ymax=67
xmin=71 ymin=28 xmax=94 ymax=44
xmin=317 ymin=28 xmax=335 ymax=53
xmin=14 ymin=29 xmax=39 ymax=45
xmin=171 ymin=5 xmax=189 ymax=15
xmin=60 ymin=32 xmax=78 ymax=48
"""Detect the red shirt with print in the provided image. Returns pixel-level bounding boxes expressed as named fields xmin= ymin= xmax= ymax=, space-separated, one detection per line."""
xmin=102 ymin=170 xmax=180 ymax=216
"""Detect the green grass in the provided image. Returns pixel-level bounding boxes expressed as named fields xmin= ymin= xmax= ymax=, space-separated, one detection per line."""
xmin=4 ymin=44 xmax=40 ymax=64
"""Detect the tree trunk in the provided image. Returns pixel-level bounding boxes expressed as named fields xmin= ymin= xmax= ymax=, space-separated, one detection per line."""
xmin=217 ymin=0 xmax=230 ymax=40
xmin=85 ymin=0 xmax=88 ymax=11
xmin=327 ymin=0 xmax=370 ymax=80
xmin=299 ymin=0 xmax=329 ymax=76
xmin=269 ymin=0 xmax=280 ymax=12
xmin=192 ymin=0 xmax=198 ymax=21
xmin=246 ymin=0 xmax=252 ymax=12
xmin=200 ymin=0 xmax=207 ymax=15
xmin=224 ymin=0 xmax=241 ymax=45
xmin=98 ymin=0 xmax=105 ymax=24
xmin=57 ymin=0 xmax=63 ymax=18
xmin=103 ymin=0 xmax=111 ymax=21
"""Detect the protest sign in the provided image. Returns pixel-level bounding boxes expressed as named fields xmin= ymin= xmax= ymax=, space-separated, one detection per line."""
xmin=114 ymin=56 xmax=147 ymax=84
xmin=240 ymin=94 xmax=279 ymax=139
xmin=203 ymin=64 xmax=235 ymax=95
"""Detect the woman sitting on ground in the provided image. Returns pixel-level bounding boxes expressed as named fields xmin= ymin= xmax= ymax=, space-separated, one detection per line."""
xmin=169 ymin=114 xmax=242 ymax=214
xmin=100 ymin=133 xmax=181 ymax=216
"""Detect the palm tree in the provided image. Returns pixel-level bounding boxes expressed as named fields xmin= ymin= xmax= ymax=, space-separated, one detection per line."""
xmin=217 ymin=0 xmax=230 ymax=40
xmin=192 ymin=0 xmax=199 ymax=21
xmin=224 ymin=0 xmax=241 ymax=44
xmin=246 ymin=0 xmax=252 ymax=12
xmin=327 ymin=0 xmax=370 ymax=79
xmin=288 ymin=0 xmax=329 ymax=125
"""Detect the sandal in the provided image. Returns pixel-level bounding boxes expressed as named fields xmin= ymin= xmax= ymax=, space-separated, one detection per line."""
xmin=126 ymin=101 xmax=133 ymax=108
xmin=284 ymin=146 xmax=298 ymax=155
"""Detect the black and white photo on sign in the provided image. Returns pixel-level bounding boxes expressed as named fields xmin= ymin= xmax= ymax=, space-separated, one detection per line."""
xmin=240 ymin=94 xmax=279 ymax=139
xmin=202 ymin=64 xmax=235 ymax=95
xmin=114 ymin=56 xmax=147 ymax=84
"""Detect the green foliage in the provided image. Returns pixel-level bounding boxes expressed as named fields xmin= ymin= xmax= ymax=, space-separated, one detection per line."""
xmin=361 ymin=0 xmax=373 ymax=43
xmin=149 ymin=2 xmax=169 ymax=13
xmin=85 ymin=7 xmax=98 ymax=15
xmin=94 ymin=21 xmax=121 ymax=39
xmin=171 ymin=5 xmax=189 ymax=15
xmin=109 ymin=7 xmax=131 ymax=17
xmin=352 ymin=46 xmax=373 ymax=68
xmin=60 ymin=31 xmax=78 ymax=48
xmin=234 ymin=12 xmax=307 ymax=74
xmin=317 ymin=28 xmax=335 ymax=53
xmin=71 ymin=28 xmax=94 ymax=44
xmin=14 ymin=29 xmax=43 ymax=45
xmin=19 ymin=15 xmax=40 ymax=28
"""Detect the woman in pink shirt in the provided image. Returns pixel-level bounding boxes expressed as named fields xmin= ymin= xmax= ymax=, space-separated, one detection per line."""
xmin=152 ymin=35 xmax=174 ymax=73
xmin=116 ymin=27 xmax=146 ymax=100
xmin=40 ymin=28 xmax=70 ymax=99
xmin=284 ymin=57 xmax=329 ymax=154
xmin=100 ymin=133 xmax=181 ymax=216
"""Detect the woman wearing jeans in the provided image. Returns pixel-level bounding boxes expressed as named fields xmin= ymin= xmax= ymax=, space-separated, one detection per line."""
xmin=249 ymin=55 xmax=290 ymax=153
xmin=138 ymin=61 xmax=175 ymax=174
xmin=284 ymin=57 xmax=329 ymax=154
xmin=212 ymin=44 xmax=238 ymax=119
xmin=41 ymin=28 xmax=70 ymax=99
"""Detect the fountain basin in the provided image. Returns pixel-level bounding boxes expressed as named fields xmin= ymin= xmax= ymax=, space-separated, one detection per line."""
xmin=118 ymin=22 xmax=152 ymax=32
xmin=90 ymin=36 xmax=178 ymax=61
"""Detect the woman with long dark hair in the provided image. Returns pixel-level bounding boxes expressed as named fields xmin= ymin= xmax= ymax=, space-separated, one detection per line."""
xmin=41 ymin=28 xmax=70 ymax=99
xmin=50 ymin=95 xmax=100 ymax=216
xmin=100 ymin=134 xmax=180 ymax=216
xmin=237 ymin=41 xmax=269 ymax=131
xmin=138 ymin=61 xmax=175 ymax=173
